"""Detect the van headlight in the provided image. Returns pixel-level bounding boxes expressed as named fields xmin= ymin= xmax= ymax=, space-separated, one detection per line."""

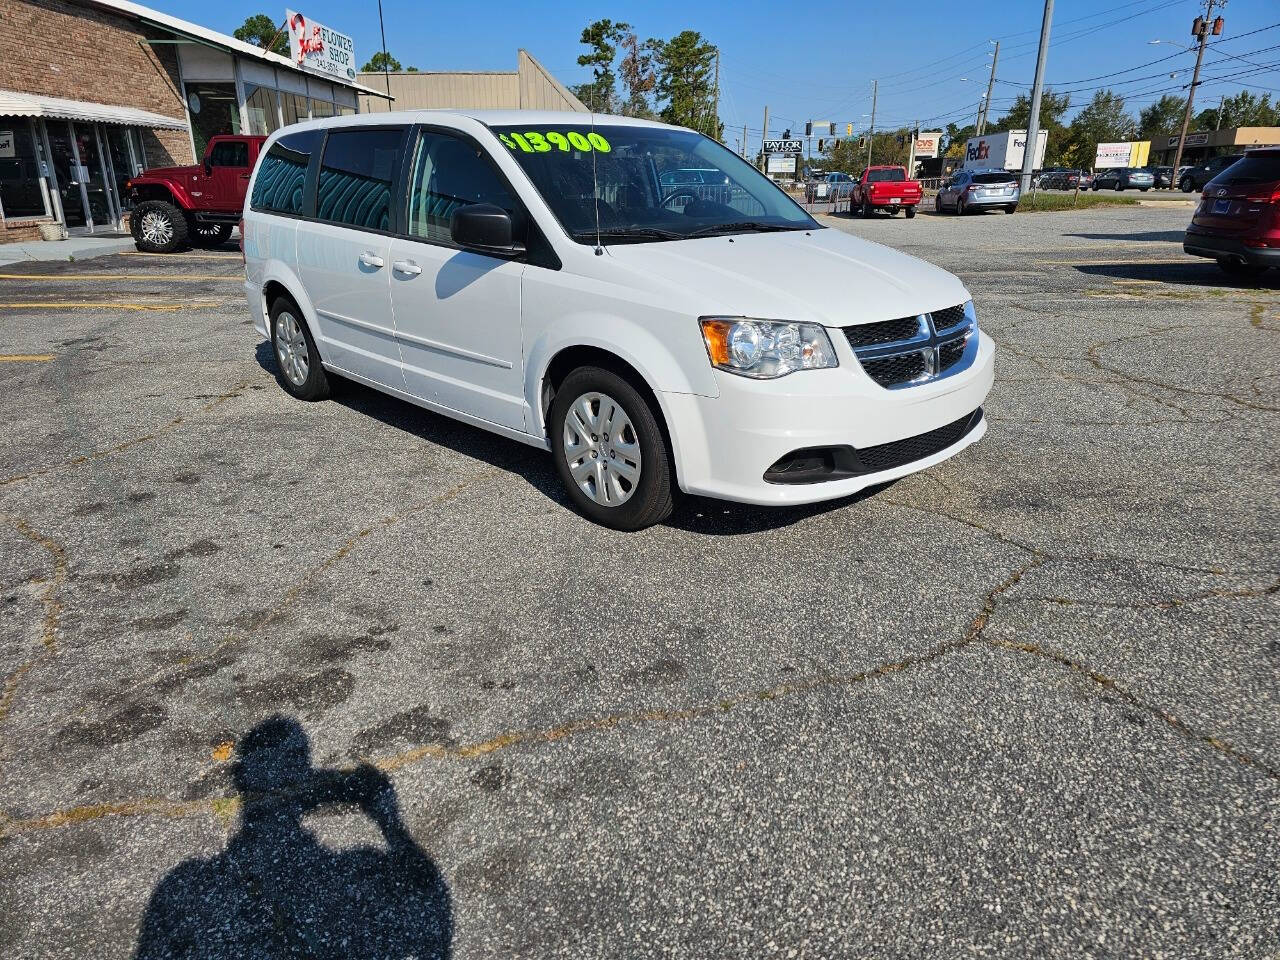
xmin=699 ymin=317 xmax=839 ymax=379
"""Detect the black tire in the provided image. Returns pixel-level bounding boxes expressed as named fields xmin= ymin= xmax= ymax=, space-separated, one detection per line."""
xmin=956 ymin=198 xmax=966 ymax=216
xmin=131 ymin=200 xmax=188 ymax=253
xmin=270 ymin=296 xmax=330 ymax=401
xmin=934 ymin=195 xmax=942 ymax=213
xmin=1216 ymin=257 xmax=1268 ymax=280
xmin=190 ymin=222 xmax=232 ymax=247
xmin=1005 ymin=205 xmax=1017 ymax=214
xmin=1140 ymin=187 xmax=1149 ymax=192
xmin=861 ymin=200 xmax=874 ymax=218
xmin=1115 ymin=182 xmax=1124 ymax=191
xmin=1092 ymin=182 xmax=1100 ymax=192
xmin=904 ymin=205 xmax=916 ymax=219
xmin=1181 ymin=176 xmax=1194 ymax=192
xmin=549 ymin=366 xmax=674 ymax=531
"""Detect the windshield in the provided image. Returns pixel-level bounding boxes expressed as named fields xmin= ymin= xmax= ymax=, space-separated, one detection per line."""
xmin=490 ymin=124 xmax=817 ymax=243
xmin=866 ymin=168 xmax=905 ymax=183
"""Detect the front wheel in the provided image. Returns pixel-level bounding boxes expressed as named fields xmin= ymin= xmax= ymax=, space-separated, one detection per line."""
xmin=934 ymin=195 xmax=942 ymax=213
xmin=131 ymin=200 xmax=189 ymax=253
xmin=1180 ymin=177 xmax=1194 ymax=192
xmin=904 ymin=205 xmax=916 ymax=219
xmin=551 ymin=367 xmax=674 ymax=530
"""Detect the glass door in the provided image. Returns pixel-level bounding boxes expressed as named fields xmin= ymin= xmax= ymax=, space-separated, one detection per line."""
xmin=103 ymin=126 xmax=138 ymax=216
xmin=45 ymin=122 xmax=87 ymax=229
xmin=73 ymin=123 xmax=113 ymax=228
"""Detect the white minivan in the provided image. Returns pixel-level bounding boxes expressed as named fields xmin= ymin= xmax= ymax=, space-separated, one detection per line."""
xmin=242 ymin=111 xmax=994 ymax=530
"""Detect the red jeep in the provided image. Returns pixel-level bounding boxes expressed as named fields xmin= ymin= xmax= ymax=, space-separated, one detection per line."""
xmin=849 ymin=165 xmax=924 ymax=218
xmin=126 ymin=135 xmax=266 ymax=252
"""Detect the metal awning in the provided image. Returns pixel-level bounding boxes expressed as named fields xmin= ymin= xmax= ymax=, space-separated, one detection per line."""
xmin=0 ymin=89 xmax=188 ymax=130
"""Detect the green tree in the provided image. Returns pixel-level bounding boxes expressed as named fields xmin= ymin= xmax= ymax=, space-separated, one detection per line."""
xmin=233 ymin=13 xmax=286 ymax=55
xmin=1138 ymin=94 xmax=1186 ymax=140
xmin=651 ymin=30 xmax=720 ymax=138
xmin=991 ymin=89 xmax=1071 ymax=133
xmin=943 ymin=122 xmax=976 ymax=159
xmin=1217 ymin=90 xmax=1278 ymax=129
xmin=361 ymin=51 xmax=403 ymax=72
xmin=572 ymin=19 xmax=629 ymax=112
xmin=1066 ymin=89 xmax=1137 ymax=167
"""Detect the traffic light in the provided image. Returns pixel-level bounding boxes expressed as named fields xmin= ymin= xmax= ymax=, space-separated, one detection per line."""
xmin=829 ymin=123 xmax=836 ymax=136
xmin=847 ymin=123 xmax=853 ymax=136
xmin=783 ymin=128 xmax=791 ymax=140
xmin=805 ymin=121 xmax=812 ymax=137
xmin=818 ymin=139 xmax=824 ymax=151
xmin=858 ymin=137 xmax=866 ymax=147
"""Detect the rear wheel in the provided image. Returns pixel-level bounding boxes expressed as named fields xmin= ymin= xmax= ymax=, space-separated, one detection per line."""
xmin=1180 ymin=176 xmax=1194 ymax=192
xmin=861 ymin=200 xmax=874 ymax=218
xmin=934 ymin=195 xmax=942 ymax=213
xmin=956 ymin=198 xmax=966 ymax=216
xmin=904 ymin=205 xmax=916 ymax=219
xmin=550 ymin=367 xmax=673 ymax=530
xmin=1217 ymin=257 xmax=1268 ymax=280
xmin=190 ymin=222 xmax=232 ymax=247
xmin=271 ymin=297 xmax=330 ymax=401
xmin=131 ymin=200 xmax=188 ymax=253
xmin=1005 ymin=205 xmax=1017 ymax=214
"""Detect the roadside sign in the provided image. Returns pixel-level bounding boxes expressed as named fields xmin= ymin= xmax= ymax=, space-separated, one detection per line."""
xmin=764 ymin=139 xmax=803 ymax=153
xmin=1165 ymin=132 xmax=1210 ymax=149
xmin=286 ymin=8 xmax=357 ymax=81
xmin=1095 ymin=141 xmax=1151 ymax=169
xmin=914 ymin=132 xmax=942 ymax=159
xmin=766 ymin=155 xmax=797 ymax=174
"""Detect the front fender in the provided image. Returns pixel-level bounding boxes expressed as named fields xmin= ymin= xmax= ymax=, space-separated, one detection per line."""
xmin=136 ymin=177 xmax=195 ymax=208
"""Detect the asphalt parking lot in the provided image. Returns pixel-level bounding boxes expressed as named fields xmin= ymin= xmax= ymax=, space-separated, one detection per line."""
xmin=1 ymin=205 xmax=1277 ymax=958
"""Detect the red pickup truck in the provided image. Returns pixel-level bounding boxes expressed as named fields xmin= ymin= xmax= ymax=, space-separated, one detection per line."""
xmin=126 ymin=134 xmax=266 ymax=252
xmin=849 ymin=166 xmax=923 ymax=218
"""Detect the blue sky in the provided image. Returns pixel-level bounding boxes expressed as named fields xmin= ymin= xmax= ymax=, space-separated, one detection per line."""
xmin=158 ymin=0 xmax=1277 ymax=149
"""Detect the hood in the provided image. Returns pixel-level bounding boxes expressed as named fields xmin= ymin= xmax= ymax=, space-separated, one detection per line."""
xmin=601 ymin=226 xmax=971 ymax=328
xmin=132 ymin=165 xmax=199 ymax=182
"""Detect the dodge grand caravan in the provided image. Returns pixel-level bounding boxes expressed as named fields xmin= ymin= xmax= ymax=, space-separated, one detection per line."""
xmin=242 ymin=111 xmax=994 ymax=530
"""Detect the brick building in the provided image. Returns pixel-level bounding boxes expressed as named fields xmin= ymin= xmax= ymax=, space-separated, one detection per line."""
xmin=0 ymin=0 xmax=386 ymax=242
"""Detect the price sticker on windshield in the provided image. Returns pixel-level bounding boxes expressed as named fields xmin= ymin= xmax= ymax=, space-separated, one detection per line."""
xmin=499 ymin=131 xmax=612 ymax=154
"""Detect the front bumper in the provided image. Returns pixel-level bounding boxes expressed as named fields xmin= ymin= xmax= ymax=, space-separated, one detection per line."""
xmin=661 ymin=330 xmax=996 ymax=505
xmin=1183 ymin=229 xmax=1280 ymax=267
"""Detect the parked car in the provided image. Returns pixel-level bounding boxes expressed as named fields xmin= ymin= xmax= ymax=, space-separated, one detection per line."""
xmin=1039 ymin=168 xmax=1089 ymax=190
xmin=1151 ymin=166 xmax=1174 ymax=188
xmin=127 ymin=134 xmax=265 ymax=251
xmin=242 ymin=111 xmax=994 ymax=529
xmin=935 ymin=168 xmax=1020 ymax=214
xmin=658 ymin=167 xmax=733 ymax=205
xmin=1091 ymin=167 xmax=1155 ymax=191
xmin=1180 ymin=154 xmax=1243 ymax=192
xmin=850 ymin=166 xmax=923 ymax=217
xmin=805 ymin=171 xmax=855 ymax=202
xmin=1183 ymin=148 xmax=1280 ymax=278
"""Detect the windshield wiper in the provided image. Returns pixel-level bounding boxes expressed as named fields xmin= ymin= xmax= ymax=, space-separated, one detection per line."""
xmin=683 ymin=221 xmax=806 ymax=238
xmin=571 ymin=227 xmax=686 ymax=243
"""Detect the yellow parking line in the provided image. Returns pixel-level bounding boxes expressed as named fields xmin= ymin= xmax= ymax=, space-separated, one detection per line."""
xmin=0 ymin=273 xmax=241 ymax=282
xmin=0 ymin=354 xmax=54 ymax=362
xmin=0 ymin=301 xmax=230 ymax=311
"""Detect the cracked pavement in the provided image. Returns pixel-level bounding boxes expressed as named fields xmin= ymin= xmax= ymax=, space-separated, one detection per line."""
xmin=1 ymin=206 xmax=1278 ymax=958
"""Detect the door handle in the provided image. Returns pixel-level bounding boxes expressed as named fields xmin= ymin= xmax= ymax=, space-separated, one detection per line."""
xmin=359 ymin=252 xmax=385 ymax=268
xmin=392 ymin=260 xmax=422 ymax=276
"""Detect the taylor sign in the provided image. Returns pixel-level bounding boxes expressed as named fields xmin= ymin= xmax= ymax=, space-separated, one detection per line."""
xmin=763 ymin=139 xmax=803 ymax=153
xmin=287 ymin=9 xmax=356 ymax=81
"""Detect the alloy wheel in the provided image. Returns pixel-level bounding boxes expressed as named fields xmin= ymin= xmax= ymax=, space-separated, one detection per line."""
xmin=275 ymin=311 xmax=309 ymax=387
xmin=561 ymin=391 xmax=642 ymax=507
xmin=140 ymin=211 xmax=173 ymax=246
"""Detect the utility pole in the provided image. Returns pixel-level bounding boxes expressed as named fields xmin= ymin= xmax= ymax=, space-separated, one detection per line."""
xmin=866 ymin=80 xmax=877 ymax=169
xmin=1215 ymin=92 xmax=1225 ymax=130
xmin=761 ymin=105 xmax=769 ymax=171
xmin=978 ymin=41 xmax=1000 ymax=136
xmin=1019 ymin=0 xmax=1053 ymax=194
xmin=1171 ymin=0 xmax=1224 ymax=190
xmin=742 ymin=123 xmax=747 ymax=158
xmin=712 ymin=50 xmax=720 ymax=141
xmin=907 ymin=119 xmax=918 ymax=177
xmin=377 ymin=0 xmax=392 ymax=99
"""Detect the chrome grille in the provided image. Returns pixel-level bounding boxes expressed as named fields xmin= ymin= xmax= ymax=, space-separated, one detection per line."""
xmin=842 ymin=302 xmax=978 ymax=389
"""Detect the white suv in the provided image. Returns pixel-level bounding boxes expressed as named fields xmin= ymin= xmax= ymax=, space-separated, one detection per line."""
xmin=242 ymin=111 xmax=994 ymax=530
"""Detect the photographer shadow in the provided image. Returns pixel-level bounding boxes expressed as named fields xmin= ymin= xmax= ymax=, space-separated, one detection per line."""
xmin=134 ymin=716 xmax=452 ymax=959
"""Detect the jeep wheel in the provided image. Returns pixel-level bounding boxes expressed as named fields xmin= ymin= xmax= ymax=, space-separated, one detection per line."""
xmin=131 ymin=201 xmax=188 ymax=253
xmin=191 ymin=222 xmax=232 ymax=247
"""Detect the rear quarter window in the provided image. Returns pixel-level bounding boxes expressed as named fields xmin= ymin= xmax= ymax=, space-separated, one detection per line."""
xmin=251 ymin=130 xmax=322 ymax=215
xmin=1218 ymin=155 xmax=1280 ymax=185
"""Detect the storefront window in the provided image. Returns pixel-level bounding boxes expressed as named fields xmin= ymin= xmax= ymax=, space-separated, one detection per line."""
xmin=46 ymin=123 xmax=85 ymax=227
xmin=186 ymin=82 xmax=240 ymax=157
xmin=281 ymin=93 xmax=310 ymax=127
xmin=244 ymin=84 xmax=280 ymax=136
xmin=0 ymin=121 xmax=48 ymax=219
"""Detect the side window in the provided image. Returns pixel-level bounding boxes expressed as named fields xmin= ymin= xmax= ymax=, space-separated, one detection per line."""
xmin=315 ymin=127 xmax=407 ymax=230
xmin=209 ymin=140 xmax=249 ymax=168
xmin=407 ymin=131 xmax=516 ymax=244
xmin=250 ymin=129 xmax=321 ymax=215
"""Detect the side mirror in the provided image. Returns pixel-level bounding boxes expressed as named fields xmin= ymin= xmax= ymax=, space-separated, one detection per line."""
xmin=450 ymin=204 xmax=525 ymax=257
